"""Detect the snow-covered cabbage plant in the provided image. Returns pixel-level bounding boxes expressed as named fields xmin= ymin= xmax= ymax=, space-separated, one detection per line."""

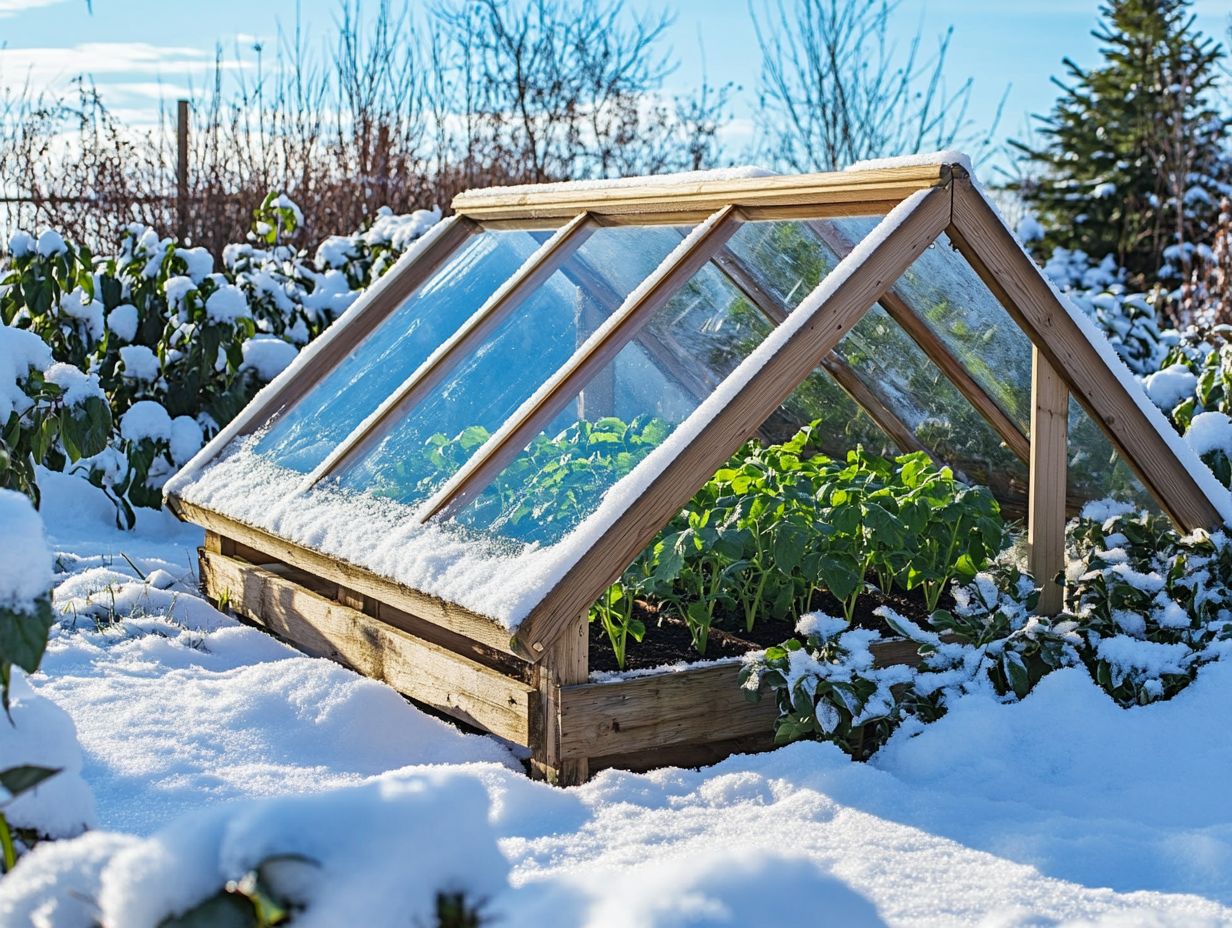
xmin=744 ymin=502 xmax=1232 ymax=757
xmin=0 ymin=195 xmax=439 ymax=525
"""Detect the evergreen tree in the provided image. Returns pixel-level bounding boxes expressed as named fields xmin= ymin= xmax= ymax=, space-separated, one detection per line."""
xmin=1012 ymin=0 xmax=1229 ymax=292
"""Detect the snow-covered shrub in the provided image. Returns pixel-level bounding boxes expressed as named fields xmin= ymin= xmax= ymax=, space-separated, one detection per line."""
xmin=0 ymin=196 xmax=438 ymax=525
xmin=1041 ymin=246 xmax=1174 ymax=375
xmin=0 ymin=489 xmax=94 ymax=868
xmin=745 ymin=502 xmax=1232 ymax=755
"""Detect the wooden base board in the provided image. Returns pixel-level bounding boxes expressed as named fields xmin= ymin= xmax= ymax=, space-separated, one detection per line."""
xmin=199 ymin=540 xmax=927 ymax=786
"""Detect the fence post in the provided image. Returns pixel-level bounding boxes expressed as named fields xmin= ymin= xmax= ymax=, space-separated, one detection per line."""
xmin=176 ymin=99 xmax=189 ymax=241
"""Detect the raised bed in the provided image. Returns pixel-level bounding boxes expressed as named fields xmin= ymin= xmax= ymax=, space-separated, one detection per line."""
xmin=196 ymin=524 xmax=920 ymax=785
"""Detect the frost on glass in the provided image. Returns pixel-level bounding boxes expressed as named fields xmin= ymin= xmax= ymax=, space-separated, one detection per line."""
xmin=451 ymin=261 xmax=777 ymax=548
xmin=1067 ymin=399 xmax=1157 ymax=512
xmin=835 ymin=305 xmax=1028 ymax=505
xmin=254 ymin=229 xmax=543 ymax=473
xmin=330 ymin=224 xmax=687 ymax=506
xmin=890 ymin=231 xmax=1033 ymax=433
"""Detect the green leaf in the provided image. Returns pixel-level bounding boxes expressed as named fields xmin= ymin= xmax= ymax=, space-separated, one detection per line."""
xmin=0 ymin=765 xmax=59 ymax=800
xmin=0 ymin=597 xmax=55 ymax=675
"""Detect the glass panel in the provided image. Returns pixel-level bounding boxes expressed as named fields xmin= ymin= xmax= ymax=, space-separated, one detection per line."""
xmin=835 ymin=305 xmax=1029 ymax=507
xmin=769 ymin=368 xmax=899 ymax=457
xmin=451 ymin=261 xmax=777 ymax=548
xmin=1067 ymin=399 xmax=1157 ymax=512
xmin=329 ymin=224 xmax=688 ymax=505
xmin=254 ymin=229 xmax=550 ymax=473
xmin=889 ymin=231 xmax=1033 ymax=433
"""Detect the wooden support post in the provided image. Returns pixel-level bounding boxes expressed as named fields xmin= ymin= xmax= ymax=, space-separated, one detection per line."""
xmin=1029 ymin=346 xmax=1069 ymax=614
xmin=530 ymin=613 xmax=589 ymax=786
xmin=203 ymin=530 xmax=234 ymax=557
xmin=176 ymin=99 xmax=189 ymax=241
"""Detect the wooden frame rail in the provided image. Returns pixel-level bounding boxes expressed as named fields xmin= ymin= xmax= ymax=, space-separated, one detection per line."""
xmin=451 ymin=164 xmax=953 ymax=223
xmin=1029 ymin=347 xmax=1069 ymax=613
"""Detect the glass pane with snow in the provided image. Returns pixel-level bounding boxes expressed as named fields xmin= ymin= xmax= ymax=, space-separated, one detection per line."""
xmin=834 ymin=304 xmax=1029 ymax=508
xmin=329 ymin=224 xmax=688 ymax=506
xmin=253 ymin=228 xmax=544 ymax=473
xmin=889 ymin=230 xmax=1033 ymax=433
xmin=450 ymin=259 xmax=780 ymax=547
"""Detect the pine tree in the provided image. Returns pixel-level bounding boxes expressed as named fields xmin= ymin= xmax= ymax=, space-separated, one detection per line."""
xmin=1012 ymin=0 xmax=1229 ymax=294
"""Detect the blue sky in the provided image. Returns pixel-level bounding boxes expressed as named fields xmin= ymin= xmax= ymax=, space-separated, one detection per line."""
xmin=2 ymin=0 xmax=1231 ymax=173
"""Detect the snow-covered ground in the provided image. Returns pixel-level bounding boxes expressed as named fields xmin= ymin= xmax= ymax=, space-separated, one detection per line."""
xmin=5 ymin=471 xmax=1232 ymax=926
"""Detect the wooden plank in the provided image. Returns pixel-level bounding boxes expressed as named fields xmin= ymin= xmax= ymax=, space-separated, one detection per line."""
xmin=530 ymin=614 xmax=589 ymax=786
xmin=451 ymin=164 xmax=951 ymax=222
xmin=517 ymin=186 xmax=952 ymax=658
xmin=559 ymin=636 xmax=922 ymax=761
xmin=170 ymin=496 xmax=525 ymax=660
xmin=1029 ymin=347 xmax=1069 ymax=614
xmin=421 ymin=205 xmax=743 ymax=523
xmin=200 ymin=550 xmax=534 ymax=743
xmin=311 ymin=212 xmax=597 ymax=486
xmin=806 ymin=220 xmax=1031 ymax=463
xmin=948 ymin=177 xmax=1223 ymax=530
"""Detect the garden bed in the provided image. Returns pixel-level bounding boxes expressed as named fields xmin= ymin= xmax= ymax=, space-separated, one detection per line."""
xmin=196 ymin=524 xmax=924 ymax=784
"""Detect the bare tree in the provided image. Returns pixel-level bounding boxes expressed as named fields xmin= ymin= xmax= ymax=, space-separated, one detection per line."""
xmin=752 ymin=0 xmax=1002 ymax=171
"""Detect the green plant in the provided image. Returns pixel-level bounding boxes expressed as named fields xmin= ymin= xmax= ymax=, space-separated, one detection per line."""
xmin=0 ymin=765 xmax=59 ymax=873
xmin=159 ymin=856 xmax=307 ymax=928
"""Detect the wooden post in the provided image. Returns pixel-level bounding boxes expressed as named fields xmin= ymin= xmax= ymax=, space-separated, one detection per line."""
xmin=1029 ymin=346 xmax=1069 ymax=614
xmin=530 ymin=613 xmax=589 ymax=786
xmin=176 ymin=99 xmax=189 ymax=241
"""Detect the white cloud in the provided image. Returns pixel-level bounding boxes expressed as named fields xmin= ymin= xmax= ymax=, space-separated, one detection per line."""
xmin=0 ymin=41 xmax=251 ymax=92
xmin=0 ymin=0 xmax=65 ymax=18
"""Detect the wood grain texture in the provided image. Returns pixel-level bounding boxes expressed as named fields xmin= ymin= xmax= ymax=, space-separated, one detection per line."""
xmin=170 ymin=496 xmax=524 ymax=659
xmin=1029 ymin=347 xmax=1069 ymax=614
xmin=312 ymin=212 xmax=595 ymax=485
xmin=516 ymin=185 xmax=952 ymax=658
xmin=422 ymin=205 xmax=743 ymax=523
xmin=558 ymin=636 xmax=923 ymax=761
xmin=948 ymin=179 xmax=1222 ymax=530
xmin=450 ymin=164 xmax=951 ymax=222
xmin=530 ymin=614 xmax=590 ymax=786
xmin=200 ymin=550 xmax=534 ymax=743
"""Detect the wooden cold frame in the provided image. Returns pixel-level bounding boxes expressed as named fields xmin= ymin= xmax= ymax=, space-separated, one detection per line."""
xmin=171 ymin=159 xmax=1229 ymax=787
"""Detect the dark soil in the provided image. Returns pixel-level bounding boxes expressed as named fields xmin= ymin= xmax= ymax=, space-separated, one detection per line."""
xmin=587 ymin=582 xmax=953 ymax=674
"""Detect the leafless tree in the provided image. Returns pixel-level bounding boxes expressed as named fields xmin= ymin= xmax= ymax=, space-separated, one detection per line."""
xmin=751 ymin=0 xmax=1003 ymax=171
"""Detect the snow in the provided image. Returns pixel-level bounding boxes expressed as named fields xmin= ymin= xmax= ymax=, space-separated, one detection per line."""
xmin=8 ymin=230 xmax=35 ymax=258
xmin=45 ymin=363 xmax=105 ymax=406
xmin=6 ymin=473 xmax=1232 ymax=925
xmin=843 ymin=150 xmax=973 ymax=174
xmin=1185 ymin=411 xmax=1232 ymax=457
xmin=118 ymin=344 xmax=159 ymax=382
xmin=106 ymin=304 xmax=138 ymax=342
xmin=36 ymin=228 xmax=67 ymax=258
xmin=1016 ymin=214 xmax=1046 ymax=243
xmin=58 ymin=288 xmax=104 ymax=339
xmin=1144 ymin=363 xmax=1198 ymax=411
xmin=161 ymin=275 xmax=195 ymax=309
xmin=0 ymin=323 xmax=52 ymax=419
xmin=0 ymin=488 xmax=53 ymax=611
xmin=174 ymin=246 xmax=213 ymax=283
xmin=240 ymin=334 xmax=298 ymax=381
xmin=168 ymin=416 xmax=203 ymax=465
xmin=0 ymin=670 xmax=95 ymax=839
xmin=119 ymin=400 xmax=172 ymax=444
xmin=204 ymin=283 xmax=251 ymax=324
